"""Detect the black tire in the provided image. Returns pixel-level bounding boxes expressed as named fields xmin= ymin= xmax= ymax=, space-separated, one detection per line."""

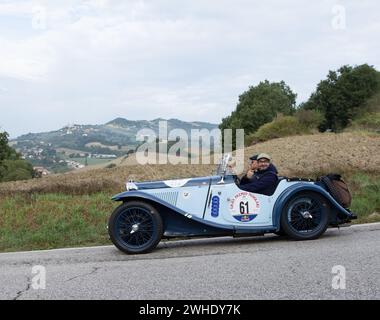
xmin=280 ymin=192 xmax=330 ymax=240
xmin=274 ymin=229 xmax=287 ymax=236
xmin=108 ymin=201 xmax=163 ymax=254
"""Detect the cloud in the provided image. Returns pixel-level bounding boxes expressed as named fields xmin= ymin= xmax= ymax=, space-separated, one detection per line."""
xmin=0 ymin=1 xmax=33 ymax=16
xmin=0 ymin=0 xmax=379 ymax=138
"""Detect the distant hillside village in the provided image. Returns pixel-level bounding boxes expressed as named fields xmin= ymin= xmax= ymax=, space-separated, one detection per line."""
xmin=10 ymin=118 xmax=218 ymax=175
xmin=16 ymin=140 xmax=119 ymax=175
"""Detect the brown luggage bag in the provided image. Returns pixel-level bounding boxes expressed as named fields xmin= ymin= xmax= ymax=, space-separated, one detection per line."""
xmin=320 ymin=174 xmax=352 ymax=208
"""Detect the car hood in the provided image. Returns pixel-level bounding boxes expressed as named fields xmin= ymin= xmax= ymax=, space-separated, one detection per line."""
xmin=131 ymin=176 xmax=214 ymax=190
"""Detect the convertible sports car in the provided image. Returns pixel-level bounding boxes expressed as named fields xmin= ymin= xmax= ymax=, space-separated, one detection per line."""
xmin=108 ymin=154 xmax=357 ymax=254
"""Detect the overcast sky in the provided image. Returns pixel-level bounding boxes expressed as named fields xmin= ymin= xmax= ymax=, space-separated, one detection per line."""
xmin=0 ymin=0 xmax=379 ymax=138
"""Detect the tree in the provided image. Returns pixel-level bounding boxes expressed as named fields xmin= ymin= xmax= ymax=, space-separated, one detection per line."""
xmin=302 ymin=64 xmax=379 ymax=131
xmin=0 ymin=131 xmax=18 ymax=161
xmin=219 ymin=80 xmax=297 ymax=144
xmin=0 ymin=131 xmax=34 ymax=182
xmin=0 ymin=160 xmax=34 ymax=182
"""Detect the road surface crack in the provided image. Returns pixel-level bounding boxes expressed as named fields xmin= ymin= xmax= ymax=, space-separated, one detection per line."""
xmin=13 ymin=276 xmax=31 ymax=300
xmin=65 ymin=266 xmax=101 ymax=282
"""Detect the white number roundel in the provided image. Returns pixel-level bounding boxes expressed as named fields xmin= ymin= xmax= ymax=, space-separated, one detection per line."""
xmin=229 ymin=192 xmax=260 ymax=222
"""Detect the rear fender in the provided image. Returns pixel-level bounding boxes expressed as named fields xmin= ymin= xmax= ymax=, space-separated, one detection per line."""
xmin=272 ymin=183 xmax=355 ymax=231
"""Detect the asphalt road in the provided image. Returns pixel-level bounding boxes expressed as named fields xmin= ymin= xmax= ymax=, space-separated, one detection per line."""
xmin=0 ymin=223 xmax=379 ymax=300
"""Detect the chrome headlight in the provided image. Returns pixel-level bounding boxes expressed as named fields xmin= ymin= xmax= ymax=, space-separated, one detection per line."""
xmin=126 ymin=181 xmax=138 ymax=191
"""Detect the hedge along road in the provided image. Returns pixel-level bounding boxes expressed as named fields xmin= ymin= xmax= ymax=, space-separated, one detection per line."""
xmin=0 ymin=223 xmax=379 ymax=300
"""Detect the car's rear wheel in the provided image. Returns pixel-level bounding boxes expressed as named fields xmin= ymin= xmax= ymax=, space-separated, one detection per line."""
xmin=280 ymin=192 xmax=330 ymax=240
xmin=108 ymin=201 xmax=163 ymax=254
xmin=274 ymin=229 xmax=287 ymax=236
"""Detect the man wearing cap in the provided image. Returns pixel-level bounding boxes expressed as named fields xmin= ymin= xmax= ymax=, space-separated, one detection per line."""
xmin=240 ymin=154 xmax=259 ymax=181
xmin=239 ymin=153 xmax=278 ymax=196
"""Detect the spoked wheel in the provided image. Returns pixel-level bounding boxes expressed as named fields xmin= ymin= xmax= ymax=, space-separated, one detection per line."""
xmin=108 ymin=201 xmax=163 ymax=254
xmin=280 ymin=192 xmax=330 ymax=240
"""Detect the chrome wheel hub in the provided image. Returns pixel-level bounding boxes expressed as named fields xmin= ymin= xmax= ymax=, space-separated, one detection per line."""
xmin=301 ymin=211 xmax=313 ymax=219
xmin=130 ymin=223 xmax=139 ymax=234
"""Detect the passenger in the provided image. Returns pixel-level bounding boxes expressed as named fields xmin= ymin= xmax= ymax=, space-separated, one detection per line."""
xmin=239 ymin=153 xmax=278 ymax=195
xmin=240 ymin=154 xmax=259 ymax=181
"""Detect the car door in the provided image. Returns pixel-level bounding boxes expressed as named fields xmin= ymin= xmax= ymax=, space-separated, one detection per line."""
xmin=204 ymin=177 xmax=273 ymax=226
xmin=173 ymin=176 xmax=212 ymax=218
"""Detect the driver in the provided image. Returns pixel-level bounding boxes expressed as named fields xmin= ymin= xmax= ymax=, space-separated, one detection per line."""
xmin=239 ymin=153 xmax=278 ymax=195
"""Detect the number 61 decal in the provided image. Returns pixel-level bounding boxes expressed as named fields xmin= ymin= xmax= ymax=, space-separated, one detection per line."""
xmin=229 ymin=192 xmax=260 ymax=222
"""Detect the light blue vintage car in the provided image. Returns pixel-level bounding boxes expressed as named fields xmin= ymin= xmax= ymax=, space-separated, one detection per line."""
xmin=108 ymin=154 xmax=356 ymax=254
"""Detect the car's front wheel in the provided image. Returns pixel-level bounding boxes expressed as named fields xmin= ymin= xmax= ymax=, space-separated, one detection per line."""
xmin=280 ymin=192 xmax=330 ymax=240
xmin=108 ymin=201 xmax=163 ymax=254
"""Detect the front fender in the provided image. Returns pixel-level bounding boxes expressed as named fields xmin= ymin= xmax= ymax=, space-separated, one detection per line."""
xmin=112 ymin=190 xmax=169 ymax=203
xmin=112 ymin=190 xmax=191 ymax=218
xmin=111 ymin=190 xmax=233 ymax=237
xmin=272 ymin=183 xmax=355 ymax=230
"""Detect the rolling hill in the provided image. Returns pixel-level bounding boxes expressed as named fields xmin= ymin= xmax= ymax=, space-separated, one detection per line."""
xmin=10 ymin=118 xmax=218 ymax=172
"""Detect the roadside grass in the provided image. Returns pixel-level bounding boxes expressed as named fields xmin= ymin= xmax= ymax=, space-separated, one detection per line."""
xmin=348 ymin=172 xmax=380 ymax=224
xmin=0 ymin=172 xmax=379 ymax=253
xmin=0 ymin=193 xmax=118 ymax=252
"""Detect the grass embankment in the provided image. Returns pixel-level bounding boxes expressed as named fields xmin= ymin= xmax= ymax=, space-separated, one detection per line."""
xmin=0 ymin=193 xmax=118 ymax=252
xmin=349 ymin=172 xmax=380 ymax=223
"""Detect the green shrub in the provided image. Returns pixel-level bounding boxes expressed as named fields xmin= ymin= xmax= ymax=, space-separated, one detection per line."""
xmin=348 ymin=112 xmax=380 ymax=131
xmin=0 ymin=159 xmax=34 ymax=182
xmin=363 ymin=84 xmax=380 ymax=113
xmin=246 ymin=115 xmax=311 ymax=144
xmin=295 ymin=109 xmax=324 ymax=129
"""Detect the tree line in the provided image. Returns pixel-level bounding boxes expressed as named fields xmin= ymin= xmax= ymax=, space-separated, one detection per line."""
xmin=220 ymin=63 xmax=380 ymax=141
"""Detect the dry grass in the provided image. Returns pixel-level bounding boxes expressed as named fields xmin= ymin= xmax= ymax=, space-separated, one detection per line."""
xmin=0 ymin=164 xmax=215 ymax=197
xmin=245 ymin=132 xmax=380 ymax=177
xmin=0 ymin=131 xmax=379 ymax=197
